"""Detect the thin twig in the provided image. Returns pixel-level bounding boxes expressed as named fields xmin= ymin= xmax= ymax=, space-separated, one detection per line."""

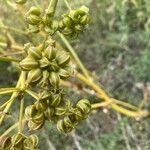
xmin=71 ymin=131 xmax=83 ymax=150
xmin=117 ymin=114 xmax=132 ymax=150
xmin=64 ymin=0 xmax=72 ymax=11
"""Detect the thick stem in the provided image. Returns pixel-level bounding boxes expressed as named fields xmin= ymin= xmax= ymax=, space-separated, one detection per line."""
xmin=0 ymin=88 xmax=20 ymax=95
xmin=19 ymin=97 xmax=24 ymax=133
xmin=0 ymin=56 xmax=20 ymax=63
xmin=57 ymin=32 xmax=91 ymax=80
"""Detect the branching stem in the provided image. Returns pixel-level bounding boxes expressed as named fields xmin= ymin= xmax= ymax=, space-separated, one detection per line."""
xmin=0 ymin=72 xmax=26 ymax=125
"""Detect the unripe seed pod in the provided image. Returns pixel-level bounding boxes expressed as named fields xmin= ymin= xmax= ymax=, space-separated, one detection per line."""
xmin=28 ymin=25 xmax=39 ymax=33
xmin=55 ymin=99 xmax=71 ymax=116
xmin=25 ymin=105 xmax=37 ymax=119
xmin=19 ymin=56 xmax=39 ymax=71
xmin=28 ymin=120 xmax=44 ymax=131
xmin=76 ymin=99 xmax=91 ymax=114
xmin=63 ymin=16 xmax=72 ymax=27
xmin=35 ymin=100 xmax=47 ymax=111
xmin=68 ymin=113 xmax=79 ymax=126
xmin=32 ymin=111 xmax=45 ymax=124
xmin=80 ymin=15 xmax=90 ymax=25
xmin=28 ymin=47 xmax=42 ymax=59
xmin=45 ymin=38 xmax=56 ymax=47
xmin=55 ymin=106 xmax=67 ymax=116
xmin=44 ymin=107 xmax=55 ymax=120
xmin=23 ymin=134 xmax=38 ymax=149
xmin=51 ymin=61 xmax=60 ymax=72
xmin=69 ymin=10 xmax=77 ymax=20
xmin=62 ymin=27 xmax=73 ymax=35
xmin=39 ymin=57 xmax=50 ymax=68
xmin=49 ymin=72 xmax=60 ymax=88
xmin=16 ymin=0 xmax=27 ymax=4
xmin=24 ymin=43 xmax=32 ymax=53
xmin=44 ymin=45 xmax=56 ymax=60
xmin=59 ymin=20 xmax=65 ymax=29
xmin=42 ymin=70 xmax=50 ymax=80
xmin=39 ymin=70 xmax=50 ymax=87
xmin=57 ymin=120 xmax=65 ymax=133
xmin=27 ymin=68 xmax=42 ymax=83
xmin=44 ymin=26 xmax=53 ymax=34
xmin=11 ymin=133 xmax=26 ymax=147
xmin=50 ymin=94 xmax=61 ymax=107
xmin=74 ymin=108 xmax=85 ymax=121
xmin=43 ymin=14 xmax=52 ymax=25
xmin=38 ymin=91 xmax=52 ymax=101
xmin=51 ymin=20 xmax=59 ymax=32
xmin=27 ymin=15 xmax=41 ymax=25
xmin=56 ymin=51 xmax=70 ymax=66
xmin=78 ymin=6 xmax=89 ymax=15
xmin=59 ymin=67 xmax=72 ymax=79
xmin=0 ymin=136 xmax=12 ymax=150
xmin=29 ymin=6 xmax=41 ymax=16
xmin=57 ymin=119 xmax=73 ymax=133
xmin=63 ymin=116 xmax=74 ymax=128
xmin=74 ymin=25 xmax=83 ymax=33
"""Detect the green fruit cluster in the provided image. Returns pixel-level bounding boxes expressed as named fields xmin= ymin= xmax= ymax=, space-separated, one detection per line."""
xmin=24 ymin=5 xmax=90 ymax=36
xmin=0 ymin=133 xmax=38 ymax=150
xmin=57 ymin=99 xmax=91 ymax=133
xmin=25 ymin=89 xmax=64 ymax=130
xmin=24 ymin=6 xmax=42 ymax=33
xmin=59 ymin=6 xmax=90 ymax=37
xmin=25 ymin=91 xmax=91 ymax=133
xmin=24 ymin=6 xmax=59 ymax=34
xmin=19 ymin=39 xmax=72 ymax=88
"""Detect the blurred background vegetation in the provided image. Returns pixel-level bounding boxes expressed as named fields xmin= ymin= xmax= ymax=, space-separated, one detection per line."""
xmin=0 ymin=0 xmax=150 ymax=149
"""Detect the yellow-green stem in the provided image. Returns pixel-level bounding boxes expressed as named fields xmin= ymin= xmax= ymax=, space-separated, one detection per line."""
xmin=64 ymin=0 xmax=72 ymax=11
xmin=19 ymin=97 xmax=24 ymax=133
xmin=0 ymin=99 xmax=15 ymax=110
xmin=0 ymin=120 xmax=26 ymax=139
xmin=25 ymin=89 xmax=39 ymax=100
xmin=92 ymin=101 xmax=112 ymax=109
xmin=76 ymin=73 xmax=149 ymax=117
xmin=0 ymin=56 xmax=20 ymax=63
xmin=0 ymin=72 xmax=25 ymax=125
xmin=0 ymin=123 xmax=18 ymax=139
xmin=0 ymin=88 xmax=20 ymax=95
